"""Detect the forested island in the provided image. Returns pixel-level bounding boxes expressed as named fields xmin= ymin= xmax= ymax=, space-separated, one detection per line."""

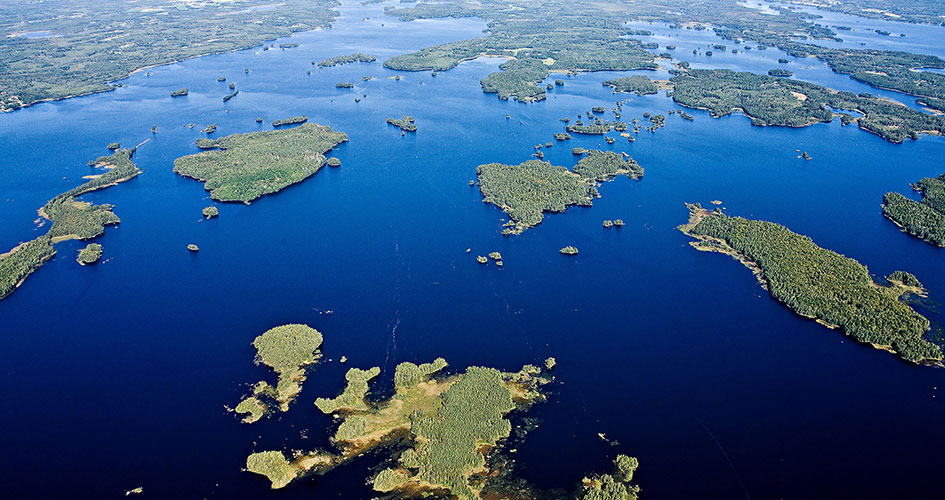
xmin=0 ymin=0 xmax=340 ymax=112
xmin=173 ymin=123 xmax=347 ymax=203
xmin=477 ymin=151 xmax=643 ymax=234
xmin=883 ymin=174 xmax=945 ymax=246
xmin=668 ymin=69 xmax=945 ymax=143
xmin=386 ymin=115 xmax=417 ymax=132
xmin=679 ymin=204 xmax=940 ymax=364
xmin=317 ymin=53 xmax=377 ymax=67
xmin=272 ymin=116 xmax=308 ymax=127
xmin=0 ymin=148 xmax=141 ymax=300
xmin=603 ymin=75 xmax=661 ymax=95
xmin=235 ymin=324 xmax=324 ymax=424
xmin=244 ymin=350 xmax=640 ymax=499
xmin=76 ymin=243 xmax=102 ymax=265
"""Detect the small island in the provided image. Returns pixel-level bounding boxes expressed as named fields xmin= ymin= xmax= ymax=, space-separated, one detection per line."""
xmin=235 ymin=324 xmax=324 ymax=423
xmin=386 ymin=115 xmax=417 ymax=132
xmin=678 ymin=203 xmax=940 ymax=364
xmin=174 ymin=123 xmax=348 ymax=203
xmin=170 ymin=88 xmax=188 ymax=97
xmin=187 ymin=244 xmax=199 ymax=252
xmin=271 ymin=115 xmax=308 ymax=127
xmin=882 ymin=174 xmax=945 ymax=246
xmin=317 ymin=53 xmax=376 ymax=67
xmin=560 ymin=246 xmax=579 ymax=255
xmin=767 ymin=68 xmax=793 ymax=77
xmin=76 ymin=243 xmax=102 ymax=265
xmin=202 ymin=206 xmax=219 ymax=219
xmin=335 ymin=82 xmax=355 ymax=89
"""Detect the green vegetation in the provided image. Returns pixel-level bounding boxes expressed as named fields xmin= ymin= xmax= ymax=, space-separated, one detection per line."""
xmin=768 ymin=69 xmax=793 ymax=77
xmin=780 ymin=44 xmax=945 ymax=104
xmin=0 ymin=148 xmax=140 ymax=300
xmin=174 ymin=123 xmax=347 ymax=203
xmin=382 ymin=1 xmax=657 ymax=103
xmin=488 ymin=252 xmax=502 ymax=261
xmin=244 ymin=353 xmax=643 ymax=498
xmin=317 ymin=53 xmax=377 ymax=67
xmin=0 ymin=236 xmax=56 ymax=299
xmin=246 ymin=451 xmax=298 ymax=489
xmin=394 ymin=358 xmax=448 ymax=390
xmin=475 ymin=149 xmax=645 ymax=234
xmin=882 ymin=174 xmax=945 ymax=246
xmin=555 ymin=133 xmax=572 ymax=141
xmin=335 ymin=82 xmax=355 ymax=88
xmin=603 ymin=75 xmax=660 ymax=95
xmin=76 ymin=243 xmax=102 ymax=265
xmin=201 ymin=124 xmax=217 ymax=134
xmin=560 ymin=246 xmax=579 ymax=255
xmin=669 ymin=69 xmax=945 ymax=143
xmin=170 ymin=88 xmax=188 ymax=97
xmin=887 ymin=271 xmax=923 ymax=290
xmin=279 ymin=43 xmax=300 ymax=49
xmin=106 ymin=142 xmax=120 ymax=150
xmin=202 ymin=206 xmax=219 ymax=219
xmin=573 ymin=151 xmax=644 ymax=182
xmin=679 ymin=205 xmax=940 ymax=364
xmin=235 ymin=324 xmax=324 ymax=423
xmin=195 ymin=138 xmax=219 ymax=150
xmin=579 ymin=455 xmax=640 ymax=500
xmin=0 ymin=0 xmax=340 ymax=112
xmin=326 ymin=157 xmax=341 ymax=167
xmin=614 ymin=219 xmax=626 ymax=226
xmin=476 ymin=160 xmax=595 ymax=234
xmin=779 ymin=0 xmax=945 ymax=26
xmin=544 ymin=357 xmax=556 ymax=370
xmin=222 ymin=89 xmax=239 ymax=102
xmin=272 ymin=116 xmax=308 ymax=127
xmin=603 ymin=220 xmax=614 ymax=228
xmin=315 ymin=367 xmax=380 ymax=413
xmin=187 ymin=244 xmax=199 ymax=252
xmin=387 ymin=115 xmax=417 ymax=132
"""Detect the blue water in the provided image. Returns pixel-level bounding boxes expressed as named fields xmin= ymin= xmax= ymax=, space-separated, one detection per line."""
xmin=1 ymin=1 xmax=945 ymax=498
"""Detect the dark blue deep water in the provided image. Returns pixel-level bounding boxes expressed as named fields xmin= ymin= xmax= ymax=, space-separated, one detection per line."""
xmin=1 ymin=1 xmax=944 ymax=498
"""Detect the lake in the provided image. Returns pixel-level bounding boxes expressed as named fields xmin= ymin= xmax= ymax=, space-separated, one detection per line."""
xmin=1 ymin=1 xmax=944 ymax=498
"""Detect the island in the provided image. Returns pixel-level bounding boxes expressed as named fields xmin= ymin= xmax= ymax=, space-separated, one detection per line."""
xmin=0 ymin=147 xmax=142 ymax=300
xmin=202 ymin=206 xmax=219 ymax=219
xmin=386 ymin=115 xmax=417 ymax=132
xmin=603 ymin=75 xmax=661 ymax=95
xmin=679 ymin=204 xmax=940 ymax=364
xmin=170 ymin=88 xmax=188 ymax=97
xmin=235 ymin=324 xmax=324 ymax=423
xmin=317 ymin=53 xmax=377 ymax=67
xmin=335 ymin=82 xmax=355 ymax=89
xmin=473 ymin=148 xmax=644 ymax=240
xmin=882 ymin=174 xmax=945 ymax=246
xmin=244 ymin=353 xmax=641 ymax=499
xmin=174 ymin=123 xmax=348 ymax=203
xmin=668 ymin=68 xmax=945 ymax=143
xmin=560 ymin=246 xmax=579 ymax=255
xmin=76 ymin=243 xmax=102 ymax=265
xmin=271 ymin=115 xmax=308 ymax=127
